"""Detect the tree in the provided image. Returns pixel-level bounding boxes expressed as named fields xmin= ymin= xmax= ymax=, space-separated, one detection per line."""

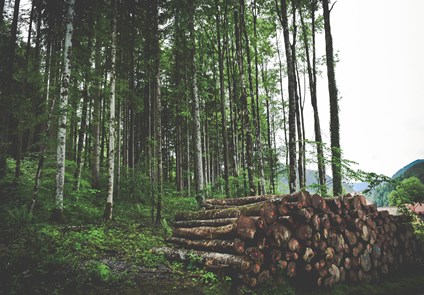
xmin=323 ymin=0 xmax=342 ymax=196
xmin=235 ymin=0 xmax=256 ymax=196
xmin=53 ymin=0 xmax=75 ymax=221
xmin=189 ymin=0 xmax=204 ymax=204
xmin=299 ymin=0 xmax=326 ymax=195
xmin=215 ymin=0 xmax=230 ymax=198
xmin=276 ymin=0 xmax=297 ymax=193
xmin=388 ymin=177 xmax=424 ymax=207
xmin=104 ymin=0 xmax=117 ymax=221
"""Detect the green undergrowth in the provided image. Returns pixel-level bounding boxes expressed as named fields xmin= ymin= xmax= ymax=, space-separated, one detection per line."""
xmin=1 ymin=157 xmax=424 ymax=294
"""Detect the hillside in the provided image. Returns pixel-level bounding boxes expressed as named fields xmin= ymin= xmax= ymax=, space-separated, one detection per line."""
xmin=371 ymin=159 xmax=424 ymax=206
xmin=392 ymin=159 xmax=424 ymax=182
xmin=278 ymin=169 xmax=354 ymax=193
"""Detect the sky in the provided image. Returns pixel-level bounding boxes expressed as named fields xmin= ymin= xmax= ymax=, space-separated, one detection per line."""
xmin=304 ymin=0 xmax=424 ymax=177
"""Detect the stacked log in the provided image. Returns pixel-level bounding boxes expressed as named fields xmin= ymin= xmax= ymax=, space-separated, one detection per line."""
xmin=153 ymin=192 xmax=423 ymax=289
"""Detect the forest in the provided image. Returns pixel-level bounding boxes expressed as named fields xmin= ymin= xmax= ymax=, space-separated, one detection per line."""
xmin=0 ymin=0 xmax=423 ymax=294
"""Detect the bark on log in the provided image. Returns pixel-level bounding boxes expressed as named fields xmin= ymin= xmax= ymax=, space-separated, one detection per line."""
xmin=173 ymin=217 xmax=240 ymax=228
xmin=173 ymin=216 xmax=256 ymax=240
xmin=152 ymin=247 xmax=253 ymax=273
xmin=175 ymin=202 xmax=264 ymax=221
xmin=202 ymin=194 xmax=290 ymax=207
xmin=165 ymin=237 xmax=245 ymax=255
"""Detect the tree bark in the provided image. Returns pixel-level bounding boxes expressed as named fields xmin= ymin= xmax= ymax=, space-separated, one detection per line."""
xmin=175 ymin=201 xmax=271 ymax=221
xmin=189 ymin=3 xmax=204 ymax=204
xmin=91 ymin=36 xmax=102 ymax=189
xmin=276 ymin=0 xmax=297 ymax=193
xmin=53 ymin=0 xmax=75 ymax=221
xmin=215 ymin=0 xmax=230 ymax=198
xmin=166 ymin=237 xmax=245 ymax=255
xmin=153 ymin=247 xmax=253 ymax=273
xmin=0 ymin=0 xmax=5 ymax=24
xmin=323 ymin=0 xmax=342 ymax=196
xmin=104 ymin=0 xmax=117 ymax=221
xmin=299 ymin=2 xmax=327 ymax=195
xmin=74 ymin=80 xmax=89 ymax=191
xmin=235 ymin=0 xmax=255 ymax=195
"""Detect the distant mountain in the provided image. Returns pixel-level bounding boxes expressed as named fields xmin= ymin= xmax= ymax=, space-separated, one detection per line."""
xmin=278 ymin=169 xmax=354 ymax=194
xmin=370 ymin=159 xmax=424 ymax=206
xmin=277 ymin=159 xmax=424 ymax=197
xmin=392 ymin=159 xmax=424 ymax=182
xmin=352 ymin=182 xmax=369 ymax=192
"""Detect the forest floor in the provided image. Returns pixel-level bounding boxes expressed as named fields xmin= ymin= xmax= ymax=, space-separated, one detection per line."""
xmin=1 ymin=166 xmax=424 ymax=295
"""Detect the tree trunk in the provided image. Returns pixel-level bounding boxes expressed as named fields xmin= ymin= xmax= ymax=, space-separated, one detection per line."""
xmin=323 ymin=0 xmax=342 ymax=196
xmin=74 ymin=80 xmax=89 ymax=191
xmin=275 ymin=30 xmax=289 ymax=171
xmin=189 ymin=4 xmax=204 ymax=204
xmin=91 ymin=37 xmax=102 ymax=189
xmin=0 ymin=0 xmax=5 ymax=24
xmin=104 ymin=0 xmax=117 ymax=221
xmin=32 ymin=41 xmax=54 ymax=215
xmin=53 ymin=0 xmax=75 ymax=221
xmin=215 ymin=0 xmax=230 ymax=198
xmin=276 ymin=0 xmax=297 ymax=193
xmin=152 ymin=0 xmax=162 ymax=224
xmin=235 ymin=0 xmax=255 ymax=195
xmin=299 ymin=2 xmax=327 ymax=195
xmin=251 ymin=1 xmax=266 ymax=195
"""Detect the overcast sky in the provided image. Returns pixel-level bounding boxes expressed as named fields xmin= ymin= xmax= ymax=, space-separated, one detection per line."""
xmin=304 ymin=0 xmax=424 ymax=177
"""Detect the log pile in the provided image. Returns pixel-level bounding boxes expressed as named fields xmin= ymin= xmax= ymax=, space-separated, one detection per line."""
xmin=153 ymin=192 xmax=423 ymax=289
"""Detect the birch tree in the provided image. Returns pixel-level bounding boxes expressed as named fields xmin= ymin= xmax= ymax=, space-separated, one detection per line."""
xmin=104 ymin=0 xmax=117 ymax=221
xmin=53 ymin=0 xmax=75 ymax=221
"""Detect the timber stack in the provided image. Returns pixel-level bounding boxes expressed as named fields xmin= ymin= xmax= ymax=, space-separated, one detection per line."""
xmin=153 ymin=191 xmax=423 ymax=289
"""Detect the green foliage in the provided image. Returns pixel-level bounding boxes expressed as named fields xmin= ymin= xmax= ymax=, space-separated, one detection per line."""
xmin=160 ymin=218 xmax=173 ymax=236
xmin=388 ymin=177 xmax=424 ymax=206
xmin=6 ymin=204 xmax=33 ymax=226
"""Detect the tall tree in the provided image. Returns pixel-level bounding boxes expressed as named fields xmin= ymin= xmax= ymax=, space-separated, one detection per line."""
xmin=189 ymin=1 xmax=204 ymax=204
xmin=153 ymin=0 xmax=163 ymax=224
xmin=0 ymin=0 xmax=5 ymax=24
xmin=235 ymin=0 xmax=256 ymax=196
xmin=215 ymin=0 xmax=230 ymax=198
xmin=299 ymin=0 xmax=327 ymax=194
xmin=53 ymin=0 xmax=75 ymax=221
xmin=105 ymin=0 xmax=117 ymax=221
xmin=323 ymin=0 xmax=342 ymax=196
xmin=276 ymin=0 xmax=297 ymax=193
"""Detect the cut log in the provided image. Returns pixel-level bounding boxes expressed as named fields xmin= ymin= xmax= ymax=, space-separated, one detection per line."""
xmin=173 ymin=217 xmax=239 ymax=228
xmin=153 ymin=247 xmax=253 ymax=273
xmin=257 ymin=270 xmax=271 ymax=285
xmin=311 ymin=194 xmax=328 ymax=212
xmin=288 ymin=238 xmax=301 ymax=252
xmin=202 ymin=194 xmax=290 ymax=207
xmin=296 ymin=224 xmax=313 ymax=241
xmin=173 ymin=223 xmax=236 ymax=240
xmin=165 ymin=237 xmax=245 ymax=255
xmin=260 ymin=201 xmax=278 ymax=224
xmin=311 ymin=214 xmax=321 ymax=231
xmin=236 ymin=215 xmax=257 ymax=240
xmin=287 ymin=261 xmax=296 ymax=277
xmin=173 ymin=216 xmax=256 ymax=240
xmin=163 ymin=192 xmax=423 ymax=289
xmin=175 ymin=202 xmax=264 ymax=221
xmin=267 ymin=222 xmax=291 ymax=247
xmin=303 ymin=247 xmax=315 ymax=263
